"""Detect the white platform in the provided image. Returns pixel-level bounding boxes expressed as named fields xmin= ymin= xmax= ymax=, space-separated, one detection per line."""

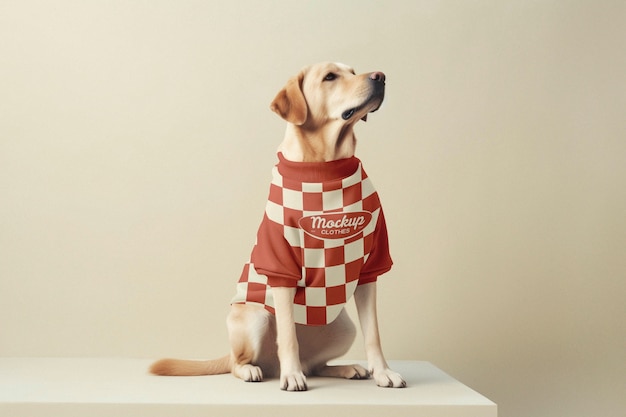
xmin=0 ymin=358 xmax=496 ymax=417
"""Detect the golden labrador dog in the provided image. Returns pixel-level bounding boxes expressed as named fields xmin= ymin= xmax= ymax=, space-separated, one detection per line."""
xmin=150 ymin=62 xmax=405 ymax=391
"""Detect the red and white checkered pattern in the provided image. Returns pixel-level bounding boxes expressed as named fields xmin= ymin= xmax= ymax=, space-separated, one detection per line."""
xmin=231 ymin=155 xmax=390 ymax=326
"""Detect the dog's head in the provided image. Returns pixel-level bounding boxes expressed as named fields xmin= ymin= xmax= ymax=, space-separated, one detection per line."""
xmin=270 ymin=62 xmax=385 ymax=127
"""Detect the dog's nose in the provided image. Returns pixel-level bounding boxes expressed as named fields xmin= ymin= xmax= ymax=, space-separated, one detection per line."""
xmin=370 ymin=72 xmax=386 ymax=82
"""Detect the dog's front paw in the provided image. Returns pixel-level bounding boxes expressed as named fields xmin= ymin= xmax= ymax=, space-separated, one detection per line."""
xmin=280 ymin=371 xmax=308 ymax=391
xmin=372 ymin=368 xmax=406 ymax=388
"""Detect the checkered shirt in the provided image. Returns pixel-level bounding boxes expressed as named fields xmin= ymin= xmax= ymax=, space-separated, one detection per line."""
xmin=231 ymin=153 xmax=392 ymax=326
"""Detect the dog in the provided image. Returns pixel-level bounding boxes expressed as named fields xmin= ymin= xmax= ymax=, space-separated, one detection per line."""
xmin=150 ymin=62 xmax=405 ymax=391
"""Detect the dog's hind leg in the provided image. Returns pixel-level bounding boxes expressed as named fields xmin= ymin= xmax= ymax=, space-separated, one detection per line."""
xmin=299 ymin=309 xmax=369 ymax=380
xmin=315 ymin=364 xmax=370 ymax=379
xmin=227 ymin=304 xmax=278 ymax=382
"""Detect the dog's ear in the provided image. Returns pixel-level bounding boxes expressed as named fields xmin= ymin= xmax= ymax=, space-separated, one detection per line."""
xmin=270 ymin=72 xmax=307 ymax=125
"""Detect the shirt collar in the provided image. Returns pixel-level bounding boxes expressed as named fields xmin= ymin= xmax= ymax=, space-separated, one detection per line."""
xmin=276 ymin=152 xmax=360 ymax=183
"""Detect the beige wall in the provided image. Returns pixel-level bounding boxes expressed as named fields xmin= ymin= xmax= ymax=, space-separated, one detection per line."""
xmin=1 ymin=1 xmax=624 ymax=416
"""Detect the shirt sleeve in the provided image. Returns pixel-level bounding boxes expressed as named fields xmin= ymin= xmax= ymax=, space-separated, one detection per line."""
xmin=358 ymin=208 xmax=393 ymax=284
xmin=251 ymin=214 xmax=302 ymax=288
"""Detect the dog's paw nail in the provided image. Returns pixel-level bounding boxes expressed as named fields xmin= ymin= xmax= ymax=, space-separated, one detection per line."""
xmin=374 ymin=369 xmax=406 ymax=388
xmin=280 ymin=372 xmax=308 ymax=391
xmin=350 ymin=365 xmax=370 ymax=380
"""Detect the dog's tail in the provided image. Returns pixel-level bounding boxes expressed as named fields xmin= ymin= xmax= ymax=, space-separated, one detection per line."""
xmin=149 ymin=355 xmax=231 ymax=376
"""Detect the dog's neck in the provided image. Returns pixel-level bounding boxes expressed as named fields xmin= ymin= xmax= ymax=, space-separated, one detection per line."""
xmin=278 ymin=122 xmax=357 ymax=162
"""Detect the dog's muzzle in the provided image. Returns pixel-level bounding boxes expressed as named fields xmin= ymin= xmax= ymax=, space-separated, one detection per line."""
xmin=342 ymin=71 xmax=386 ymax=121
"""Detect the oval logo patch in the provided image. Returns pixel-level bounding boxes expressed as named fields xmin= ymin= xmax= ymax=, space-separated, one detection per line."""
xmin=298 ymin=211 xmax=372 ymax=240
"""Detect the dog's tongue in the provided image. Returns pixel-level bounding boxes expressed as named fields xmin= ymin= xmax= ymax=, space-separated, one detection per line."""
xmin=361 ymin=114 xmax=368 ymax=122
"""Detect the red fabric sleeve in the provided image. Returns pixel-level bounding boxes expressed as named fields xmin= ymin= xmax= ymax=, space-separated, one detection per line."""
xmin=358 ymin=208 xmax=393 ymax=284
xmin=251 ymin=214 xmax=301 ymax=288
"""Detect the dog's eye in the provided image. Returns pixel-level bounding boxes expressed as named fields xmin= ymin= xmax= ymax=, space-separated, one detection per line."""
xmin=323 ymin=73 xmax=337 ymax=81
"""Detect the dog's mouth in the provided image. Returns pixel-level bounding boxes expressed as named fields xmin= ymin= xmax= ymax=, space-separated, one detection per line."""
xmin=341 ymin=84 xmax=385 ymax=122
xmin=342 ymin=99 xmax=383 ymax=122
xmin=342 ymin=108 xmax=358 ymax=120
